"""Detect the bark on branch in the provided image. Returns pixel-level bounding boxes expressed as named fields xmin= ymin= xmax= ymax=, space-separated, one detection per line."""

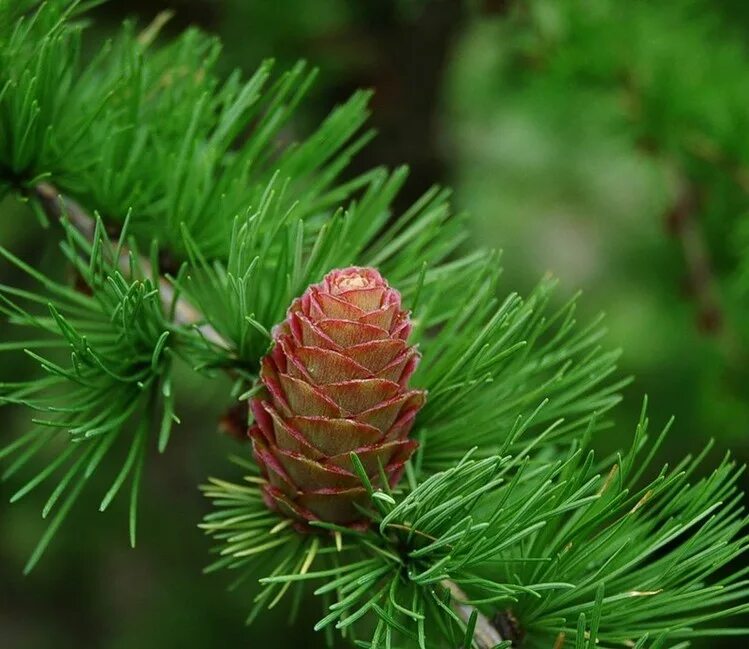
xmin=32 ymin=182 xmax=230 ymax=350
xmin=664 ymin=180 xmax=723 ymax=334
xmin=442 ymin=580 xmax=505 ymax=648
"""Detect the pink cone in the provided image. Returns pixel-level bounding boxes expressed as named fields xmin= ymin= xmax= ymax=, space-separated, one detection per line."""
xmin=249 ymin=267 xmax=426 ymax=528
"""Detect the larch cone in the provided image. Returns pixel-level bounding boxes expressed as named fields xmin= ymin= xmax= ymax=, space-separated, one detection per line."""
xmin=249 ymin=267 xmax=426 ymax=528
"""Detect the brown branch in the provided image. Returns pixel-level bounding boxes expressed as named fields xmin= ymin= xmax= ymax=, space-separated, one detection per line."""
xmin=442 ymin=580 xmax=505 ymax=648
xmin=664 ymin=180 xmax=723 ymax=334
xmin=32 ymin=182 xmax=231 ymax=351
xmin=661 ymin=173 xmax=745 ymax=372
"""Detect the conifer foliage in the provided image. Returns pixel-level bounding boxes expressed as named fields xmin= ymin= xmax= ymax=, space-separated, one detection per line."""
xmin=0 ymin=2 xmax=747 ymax=648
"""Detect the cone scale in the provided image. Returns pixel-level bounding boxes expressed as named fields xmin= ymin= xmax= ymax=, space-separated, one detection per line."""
xmin=249 ymin=267 xmax=426 ymax=528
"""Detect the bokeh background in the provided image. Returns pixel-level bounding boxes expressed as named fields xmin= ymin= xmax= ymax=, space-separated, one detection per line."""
xmin=1 ymin=1 xmax=748 ymax=647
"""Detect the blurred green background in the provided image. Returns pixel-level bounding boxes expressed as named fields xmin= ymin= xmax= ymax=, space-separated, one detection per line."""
xmin=1 ymin=1 xmax=748 ymax=647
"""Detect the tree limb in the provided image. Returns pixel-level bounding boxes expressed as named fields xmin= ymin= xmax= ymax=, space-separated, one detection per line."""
xmin=442 ymin=580 xmax=505 ymax=648
xmin=32 ymin=182 xmax=231 ymax=351
xmin=664 ymin=179 xmax=723 ymax=334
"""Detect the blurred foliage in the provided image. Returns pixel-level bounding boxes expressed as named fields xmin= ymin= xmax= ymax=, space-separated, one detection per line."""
xmin=2 ymin=0 xmax=748 ymax=648
xmin=446 ymin=0 xmax=749 ymax=459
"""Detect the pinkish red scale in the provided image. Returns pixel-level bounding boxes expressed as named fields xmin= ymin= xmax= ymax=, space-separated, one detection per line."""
xmin=249 ymin=267 xmax=426 ymax=528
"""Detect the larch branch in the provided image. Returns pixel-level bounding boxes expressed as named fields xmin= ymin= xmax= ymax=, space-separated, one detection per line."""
xmin=32 ymin=182 xmax=231 ymax=351
xmin=31 ymin=182 xmax=506 ymax=648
